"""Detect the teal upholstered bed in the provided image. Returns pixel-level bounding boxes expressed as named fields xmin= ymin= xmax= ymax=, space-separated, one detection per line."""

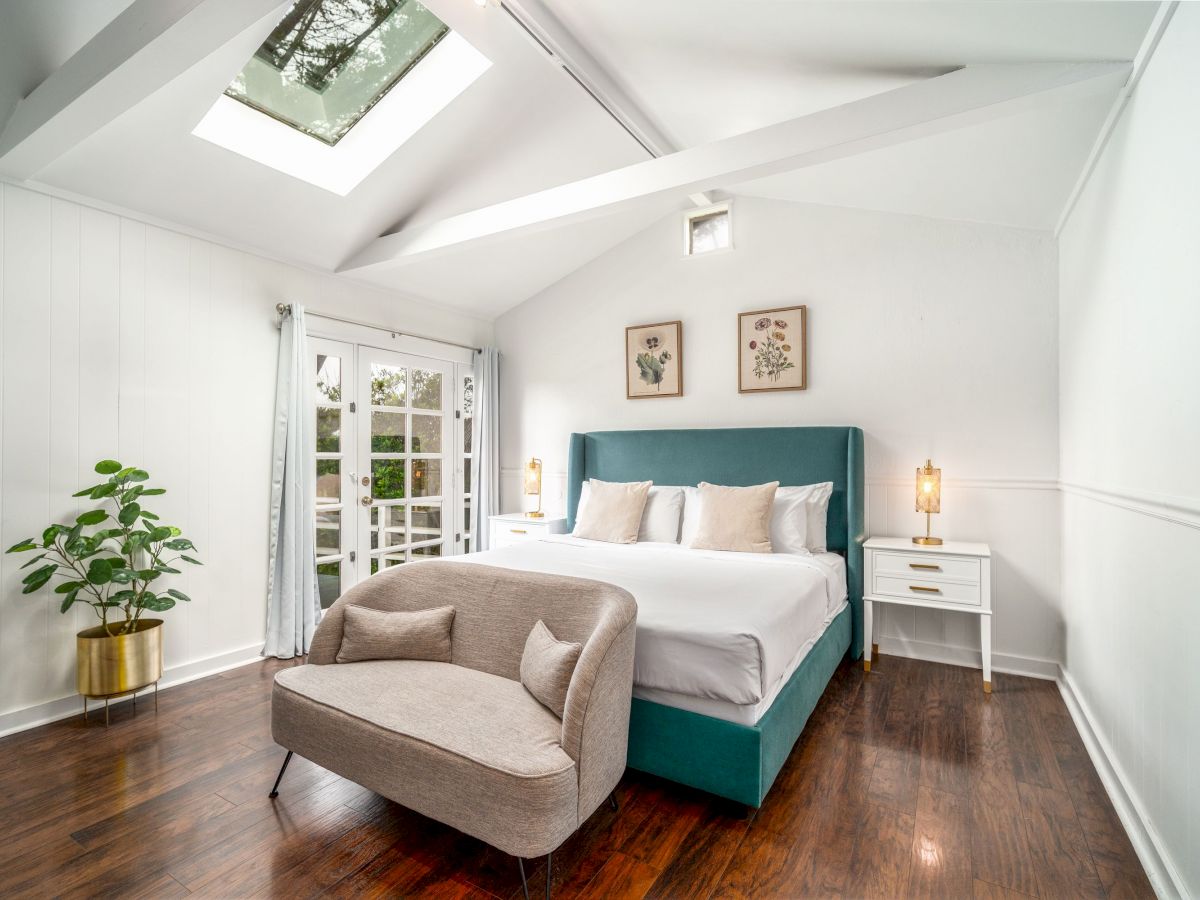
xmin=566 ymin=426 xmax=865 ymax=807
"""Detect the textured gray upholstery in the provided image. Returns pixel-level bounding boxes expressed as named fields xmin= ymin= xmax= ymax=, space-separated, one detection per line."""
xmin=272 ymin=560 xmax=637 ymax=859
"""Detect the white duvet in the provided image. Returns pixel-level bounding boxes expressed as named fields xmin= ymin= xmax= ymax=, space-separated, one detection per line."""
xmin=454 ymin=536 xmax=846 ymax=707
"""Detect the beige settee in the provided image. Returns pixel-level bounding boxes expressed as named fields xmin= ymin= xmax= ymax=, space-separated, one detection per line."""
xmin=270 ymin=560 xmax=637 ymax=868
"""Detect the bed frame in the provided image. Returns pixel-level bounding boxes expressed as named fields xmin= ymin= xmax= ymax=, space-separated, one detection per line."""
xmin=566 ymin=426 xmax=865 ymax=807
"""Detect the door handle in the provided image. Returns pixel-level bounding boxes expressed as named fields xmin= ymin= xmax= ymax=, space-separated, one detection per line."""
xmin=361 ymin=496 xmax=372 ymax=506
xmin=360 ymin=475 xmax=371 ymax=487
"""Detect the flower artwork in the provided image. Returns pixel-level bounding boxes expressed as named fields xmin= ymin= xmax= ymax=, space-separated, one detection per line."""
xmin=626 ymin=321 xmax=683 ymax=398
xmin=738 ymin=306 xmax=807 ymax=393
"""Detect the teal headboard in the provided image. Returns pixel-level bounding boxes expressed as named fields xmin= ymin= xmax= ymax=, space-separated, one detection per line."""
xmin=566 ymin=427 xmax=865 ymax=661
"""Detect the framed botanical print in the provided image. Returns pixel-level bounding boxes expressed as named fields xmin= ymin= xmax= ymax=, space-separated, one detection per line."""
xmin=626 ymin=321 xmax=683 ymax=399
xmin=738 ymin=305 xmax=807 ymax=393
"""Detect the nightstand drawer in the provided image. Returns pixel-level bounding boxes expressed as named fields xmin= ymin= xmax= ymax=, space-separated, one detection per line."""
xmin=873 ymin=575 xmax=982 ymax=607
xmin=492 ymin=524 xmax=543 ymax=548
xmin=873 ymin=551 xmax=980 ymax=583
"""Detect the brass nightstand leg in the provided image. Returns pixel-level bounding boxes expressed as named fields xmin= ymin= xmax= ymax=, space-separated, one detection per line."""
xmin=864 ymin=659 xmax=871 ymax=673
xmin=983 ymin=680 xmax=992 ymax=694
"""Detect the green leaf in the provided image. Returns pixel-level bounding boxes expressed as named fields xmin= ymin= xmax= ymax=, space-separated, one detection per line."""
xmin=6 ymin=538 xmax=38 ymax=553
xmin=21 ymin=565 xmax=56 ymax=594
xmin=136 ymin=569 xmax=161 ymax=582
xmin=140 ymin=488 xmax=166 ymax=496
xmin=54 ymin=580 xmax=84 ymax=594
xmin=60 ymin=589 xmax=80 ymax=613
xmin=42 ymin=525 xmax=64 ymax=547
xmin=76 ymin=509 xmax=108 ymax=526
xmin=139 ymin=510 xmax=160 ymax=522
xmin=20 ymin=553 xmax=48 ymax=569
xmin=168 ymin=526 xmax=181 ymax=537
xmin=180 ymin=555 xmax=203 ymax=565
xmin=166 ymin=588 xmax=192 ymax=603
xmin=164 ymin=538 xmax=194 ymax=551
xmin=93 ymin=528 xmax=124 ymax=542
xmin=149 ymin=526 xmax=173 ymax=543
xmin=86 ymin=558 xmax=113 ymax=585
xmin=117 ymin=503 xmax=141 ymax=527
xmin=128 ymin=469 xmax=149 ymax=483
xmin=139 ymin=595 xmax=175 ymax=612
xmin=109 ymin=568 xmax=137 ymax=584
xmin=90 ymin=482 xmax=118 ymax=499
xmin=73 ymin=485 xmax=101 ymax=497
xmin=110 ymin=589 xmax=137 ymax=604
xmin=94 ymin=460 xmax=122 ymax=475
xmin=154 ymin=564 xmax=181 ymax=575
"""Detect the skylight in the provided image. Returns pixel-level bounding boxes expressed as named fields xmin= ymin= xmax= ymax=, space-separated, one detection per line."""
xmin=193 ymin=0 xmax=490 ymax=195
xmin=226 ymin=0 xmax=448 ymax=146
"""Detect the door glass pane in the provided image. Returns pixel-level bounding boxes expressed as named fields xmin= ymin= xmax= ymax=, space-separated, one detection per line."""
xmin=410 ymin=504 xmax=442 ymax=541
xmin=317 ymin=459 xmax=340 ymax=503
xmin=464 ymin=416 xmax=472 ymax=454
xmin=464 ymin=458 xmax=471 ymax=494
xmin=317 ymin=561 xmax=341 ymax=609
xmin=316 ymin=508 xmax=340 ymax=556
xmin=317 ymin=355 xmax=341 ymax=403
xmin=317 ymin=407 xmax=340 ymax=452
xmin=412 ymin=544 xmax=442 ymax=558
xmin=382 ymin=553 xmax=406 ymax=568
xmin=371 ymin=504 xmax=406 ymax=549
xmin=372 ymin=459 xmax=406 ymax=499
xmin=410 ymin=369 xmax=442 ymax=410
xmin=371 ymin=411 xmax=406 ymax=452
xmin=463 ymin=375 xmax=474 ymax=416
xmin=411 ymin=414 xmax=442 ymax=453
xmin=464 ymin=537 xmax=470 ymax=553
xmin=371 ymin=364 xmax=406 ymax=407
xmin=411 ymin=459 xmax=441 ymax=497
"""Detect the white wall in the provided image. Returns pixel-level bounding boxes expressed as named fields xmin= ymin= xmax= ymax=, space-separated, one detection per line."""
xmin=0 ymin=180 xmax=492 ymax=733
xmin=1058 ymin=6 xmax=1200 ymax=897
xmin=495 ymin=196 xmax=1062 ymax=673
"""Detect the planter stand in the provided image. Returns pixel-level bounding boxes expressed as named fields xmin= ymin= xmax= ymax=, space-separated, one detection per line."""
xmin=82 ymin=681 xmax=159 ymax=727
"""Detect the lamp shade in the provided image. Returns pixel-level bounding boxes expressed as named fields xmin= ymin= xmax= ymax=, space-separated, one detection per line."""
xmin=915 ymin=459 xmax=941 ymax=514
xmin=523 ymin=458 xmax=542 ymax=496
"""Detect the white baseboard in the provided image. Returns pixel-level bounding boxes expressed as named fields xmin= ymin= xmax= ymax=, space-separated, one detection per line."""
xmin=0 ymin=642 xmax=265 ymax=739
xmin=875 ymin=634 xmax=1059 ymax=680
xmin=1056 ymin=667 xmax=1187 ymax=900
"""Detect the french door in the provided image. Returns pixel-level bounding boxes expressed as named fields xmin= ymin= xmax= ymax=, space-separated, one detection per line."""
xmin=312 ymin=336 xmax=469 ymax=609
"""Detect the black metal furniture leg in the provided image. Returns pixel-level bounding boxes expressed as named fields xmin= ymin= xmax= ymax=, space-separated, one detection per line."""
xmin=608 ymin=792 xmax=619 ymax=812
xmin=545 ymin=850 xmax=552 ymax=900
xmin=268 ymin=750 xmax=293 ymax=798
xmin=518 ymin=857 xmax=530 ymax=900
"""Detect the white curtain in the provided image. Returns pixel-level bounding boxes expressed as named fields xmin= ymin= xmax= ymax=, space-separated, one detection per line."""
xmin=264 ymin=304 xmax=321 ymax=658
xmin=472 ymin=347 xmax=500 ymax=550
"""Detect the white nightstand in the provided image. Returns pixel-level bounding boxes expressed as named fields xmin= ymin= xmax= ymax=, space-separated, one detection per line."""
xmin=863 ymin=536 xmax=993 ymax=692
xmin=488 ymin=514 xmax=568 ymax=549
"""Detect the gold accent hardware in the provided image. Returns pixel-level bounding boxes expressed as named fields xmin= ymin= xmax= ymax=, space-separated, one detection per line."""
xmin=77 ymin=619 xmax=164 ymax=703
xmin=913 ymin=458 xmax=943 ymax=544
xmin=863 ymin=659 xmax=871 ymax=672
xmin=360 ymin=496 xmax=372 ymax=506
xmin=909 ymin=563 xmax=941 ymax=571
xmin=527 ymin=511 xmax=545 ymax=519
xmin=361 ymin=475 xmax=370 ymax=487
xmin=524 ymin=458 xmax=544 ymax=517
xmin=983 ymin=680 xmax=992 ymax=694
xmin=909 ymin=585 xmax=941 ymax=594
xmin=510 ymin=528 xmax=527 ymax=535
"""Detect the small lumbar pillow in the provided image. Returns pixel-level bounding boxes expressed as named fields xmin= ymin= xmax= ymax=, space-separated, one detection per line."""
xmin=572 ymin=478 xmax=652 ymax=544
xmin=689 ymin=481 xmax=780 ymax=553
xmin=520 ymin=620 xmax=582 ymax=718
xmin=336 ymin=605 xmax=455 ymax=664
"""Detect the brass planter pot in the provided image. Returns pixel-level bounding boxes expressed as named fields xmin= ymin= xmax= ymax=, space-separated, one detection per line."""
xmin=76 ymin=619 xmax=164 ymax=699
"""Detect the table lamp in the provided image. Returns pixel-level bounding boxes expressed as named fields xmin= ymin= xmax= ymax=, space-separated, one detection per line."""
xmin=524 ymin=457 xmax=544 ymax=518
xmin=913 ymin=459 xmax=942 ymax=545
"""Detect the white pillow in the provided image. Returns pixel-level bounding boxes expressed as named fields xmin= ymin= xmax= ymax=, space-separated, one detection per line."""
xmin=577 ymin=483 xmax=684 ymax=543
xmin=572 ymin=479 xmax=651 ymax=543
xmin=680 ymin=482 xmax=833 ymax=554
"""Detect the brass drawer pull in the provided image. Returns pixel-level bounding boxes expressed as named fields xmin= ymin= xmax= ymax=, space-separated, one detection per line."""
xmin=909 ymin=585 xmax=941 ymax=594
xmin=510 ymin=528 xmax=527 ymax=535
xmin=909 ymin=563 xmax=941 ymax=571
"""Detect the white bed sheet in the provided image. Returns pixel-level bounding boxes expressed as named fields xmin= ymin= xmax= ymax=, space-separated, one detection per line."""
xmin=454 ymin=536 xmax=846 ymax=717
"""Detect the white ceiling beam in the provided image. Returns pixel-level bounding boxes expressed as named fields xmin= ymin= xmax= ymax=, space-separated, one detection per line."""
xmin=0 ymin=0 xmax=287 ymax=180
xmin=340 ymin=61 xmax=1129 ymax=275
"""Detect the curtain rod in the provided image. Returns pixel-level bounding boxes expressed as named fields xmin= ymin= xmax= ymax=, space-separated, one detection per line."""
xmin=276 ymin=304 xmax=482 ymax=354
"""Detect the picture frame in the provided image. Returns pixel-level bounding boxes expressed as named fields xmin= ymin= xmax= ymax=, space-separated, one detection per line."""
xmin=738 ymin=305 xmax=807 ymax=393
xmin=626 ymin=321 xmax=683 ymax=399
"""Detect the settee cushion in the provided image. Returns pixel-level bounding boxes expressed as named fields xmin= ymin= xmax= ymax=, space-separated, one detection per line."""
xmin=520 ymin=620 xmax=582 ymax=718
xmin=272 ymin=659 xmax=579 ymax=857
xmin=336 ymin=604 xmax=454 ymax=664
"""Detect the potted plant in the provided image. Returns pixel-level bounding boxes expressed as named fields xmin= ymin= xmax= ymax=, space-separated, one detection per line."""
xmin=6 ymin=460 xmax=201 ymax=719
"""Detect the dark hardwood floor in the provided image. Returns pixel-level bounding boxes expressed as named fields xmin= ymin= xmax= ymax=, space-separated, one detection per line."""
xmin=0 ymin=654 xmax=1154 ymax=899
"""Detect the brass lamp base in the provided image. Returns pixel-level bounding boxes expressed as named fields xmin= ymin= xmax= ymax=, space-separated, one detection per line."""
xmin=526 ymin=510 xmax=545 ymax=519
xmin=913 ymin=536 xmax=943 ymax=545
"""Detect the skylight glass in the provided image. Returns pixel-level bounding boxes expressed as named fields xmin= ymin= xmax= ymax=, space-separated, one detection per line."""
xmin=225 ymin=0 xmax=449 ymax=146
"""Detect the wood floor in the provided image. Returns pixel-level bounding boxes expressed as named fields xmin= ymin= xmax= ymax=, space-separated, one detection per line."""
xmin=0 ymin=654 xmax=1153 ymax=900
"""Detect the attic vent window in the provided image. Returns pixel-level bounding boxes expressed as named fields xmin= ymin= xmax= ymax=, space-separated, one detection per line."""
xmin=685 ymin=203 xmax=732 ymax=256
xmin=225 ymin=0 xmax=449 ymax=146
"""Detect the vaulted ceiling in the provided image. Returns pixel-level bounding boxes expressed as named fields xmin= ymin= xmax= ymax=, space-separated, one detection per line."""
xmin=0 ymin=1 xmax=1160 ymax=318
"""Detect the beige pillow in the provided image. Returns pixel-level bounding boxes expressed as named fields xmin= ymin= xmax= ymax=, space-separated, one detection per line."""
xmin=689 ymin=481 xmax=780 ymax=553
xmin=336 ymin=605 xmax=454 ymax=664
xmin=572 ymin=478 xmax=651 ymax=544
xmin=520 ymin=620 xmax=583 ymax=718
